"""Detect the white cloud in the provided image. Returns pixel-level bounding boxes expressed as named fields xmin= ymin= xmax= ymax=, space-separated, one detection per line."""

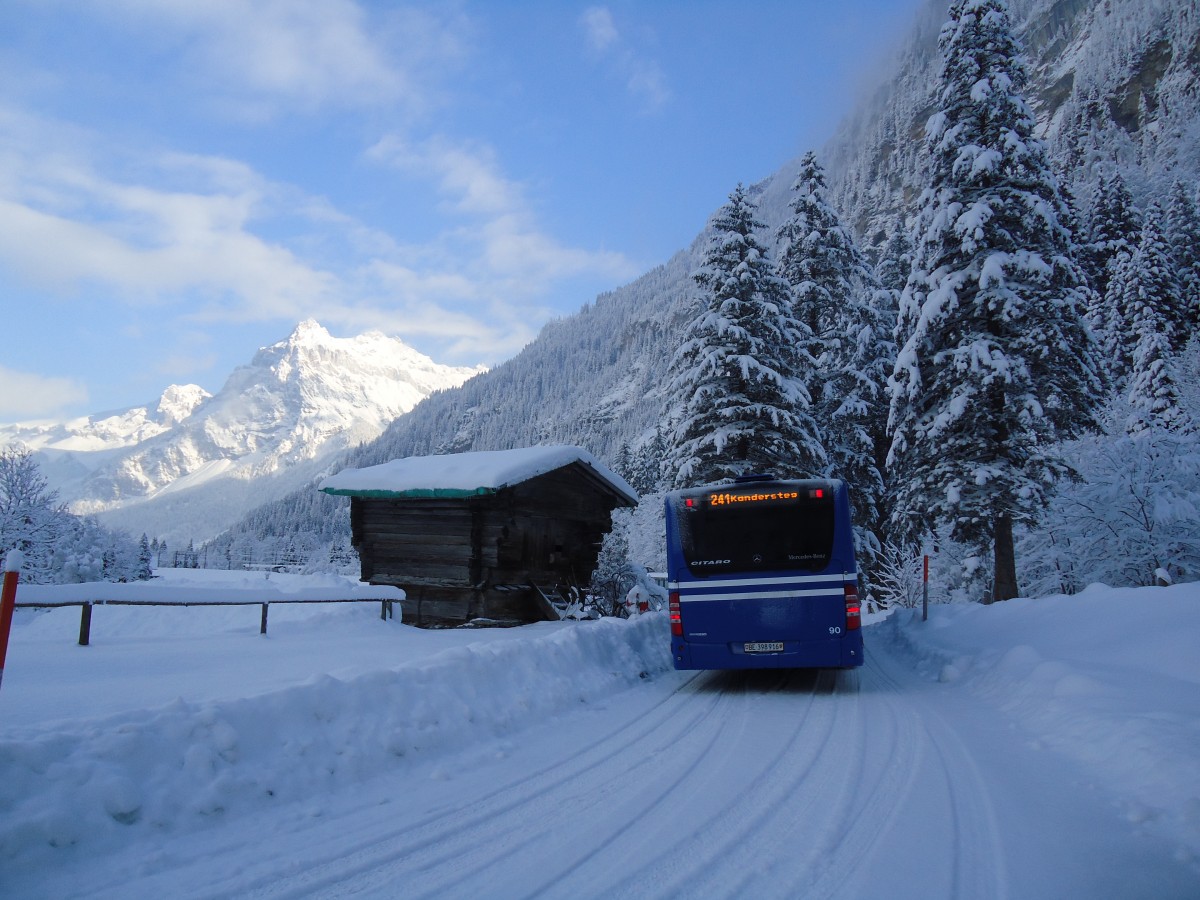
xmin=0 ymin=106 xmax=637 ymax=377
xmin=0 ymin=194 xmax=338 ymax=318
xmin=90 ymin=0 xmax=468 ymax=116
xmin=366 ymin=133 xmax=639 ymax=294
xmin=368 ymin=134 xmax=522 ymax=217
xmin=579 ymin=6 xmax=670 ymax=112
xmin=0 ymin=365 xmax=88 ymax=420
xmin=581 ymin=7 xmax=619 ymax=52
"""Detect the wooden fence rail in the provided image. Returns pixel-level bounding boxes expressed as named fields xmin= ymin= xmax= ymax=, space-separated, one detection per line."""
xmin=14 ymin=597 xmax=397 ymax=646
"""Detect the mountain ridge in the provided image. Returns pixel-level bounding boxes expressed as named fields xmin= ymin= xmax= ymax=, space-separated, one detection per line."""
xmin=2 ymin=320 xmax=485 ymax=545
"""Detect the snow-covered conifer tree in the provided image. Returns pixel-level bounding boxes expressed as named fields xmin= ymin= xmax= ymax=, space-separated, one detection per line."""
xmin=1126 ymin=203 xmax=1192 ymax=434
xmin=1165 ymin=180 xmax=1200 ymax=333
xmin=136 ymin=533 xmax=154 ymax=581
xmin=876 ymin=227 xmax=913 ymax=296
xmin=1128 ymin=308 xmax=1191 ymax=436
xmin=1083 ymin=171 xmax=1139 ymax=300
xmin=1137 ymin=203 xmax=1186 ymax=351
xmin=665 ymin=184 xmax=824 ymax=487
xmin=629 ymin=427 xmax=667 ymax=495
xmin=1098 ymin=247 xmax=1138 ymax=385
xmin=887 ymin=0 xmax=1104 ymax=602
xmin=777 ymin=152 xmax=894 ymax=560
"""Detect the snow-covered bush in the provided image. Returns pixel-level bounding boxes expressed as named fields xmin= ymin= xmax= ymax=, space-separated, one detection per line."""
xmin=872 ymin=543 xmax=924 ymax=610
xmin=0 ymin=446 xmax=150 ymax=583
xmin=588 ymin=513 xmax=637 ymax=618
xmin=1018 ymin=428 xmax=1200 ymax=593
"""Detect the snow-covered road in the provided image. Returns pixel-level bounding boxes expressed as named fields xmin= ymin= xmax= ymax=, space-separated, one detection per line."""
xmin=203 ymin=653 xmax=1191 ymax=900
xmin=2 ymin=573 xmax=1198 ymax=898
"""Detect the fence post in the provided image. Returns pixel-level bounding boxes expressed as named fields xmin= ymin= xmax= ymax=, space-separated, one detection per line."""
xmin=78 ymin=602 xmax=93 ymax=646
xmin=260 ymin=602 xmax=269 ymax=635
xmin=0 ymin=550 xmax=23 ymax=691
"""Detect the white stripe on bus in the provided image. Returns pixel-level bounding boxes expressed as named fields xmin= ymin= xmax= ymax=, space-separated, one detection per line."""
xmin=668 ymin=573 xmax=855 ymax=590
xmin=676 ymin=588 xmax=844 ymax=602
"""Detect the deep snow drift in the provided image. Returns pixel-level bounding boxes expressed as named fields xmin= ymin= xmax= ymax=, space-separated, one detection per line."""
xmin=0 ymin=569 xmax=1197 ymax=897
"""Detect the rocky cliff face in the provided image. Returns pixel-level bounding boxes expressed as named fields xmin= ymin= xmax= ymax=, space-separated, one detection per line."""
xmin=824 ymin=0 xmax=1200 ymax=248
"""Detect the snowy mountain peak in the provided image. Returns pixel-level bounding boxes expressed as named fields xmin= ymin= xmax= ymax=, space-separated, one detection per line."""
xmin=291 ymin=317 xmax=327 ymax=340
xmin=156 ymin=384 xmax=210 ymax=426
xmin=0 ymin=383 xmax=213 ymax=454
xmin=19 ymin=321 xmax=486 ymax=544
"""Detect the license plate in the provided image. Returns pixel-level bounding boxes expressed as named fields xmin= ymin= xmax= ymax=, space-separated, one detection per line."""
xmin=744 ymin=641 xmax=784 ymax=653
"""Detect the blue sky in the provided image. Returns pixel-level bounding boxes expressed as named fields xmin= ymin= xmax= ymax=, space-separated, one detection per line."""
xmin=0 ymin=0 xmax=924 ymax=422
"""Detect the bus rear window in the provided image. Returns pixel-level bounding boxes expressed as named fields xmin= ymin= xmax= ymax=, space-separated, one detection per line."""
xmin=677 ymin=487 xmax=835 ymax=576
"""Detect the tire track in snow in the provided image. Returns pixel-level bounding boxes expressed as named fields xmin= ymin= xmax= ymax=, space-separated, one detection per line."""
xmin=859 ymin=636 xmax=1010 ymax=900
xmin=634 ymin=656 xmax=928 ymax=900
xmin=248 ymin=652 xmax=940 ymax=900
xmin=722 ymin=661 xmax=924 ymax=900
xmin=525 ymin=667 xmax=835 ymax=898
xmin=227 ymin=671 xmax=730 ymax=899
xmin=390 ymin=671 xmax=758 ymax=899
xmin=379 ymin=666 xmax=828 ymax=898
xmin=598 ymin=667 xmax=854 ymax=898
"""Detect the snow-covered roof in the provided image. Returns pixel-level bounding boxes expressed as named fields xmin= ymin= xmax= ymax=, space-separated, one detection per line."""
xmin=319 ymin=445 xmax=638 ymax=506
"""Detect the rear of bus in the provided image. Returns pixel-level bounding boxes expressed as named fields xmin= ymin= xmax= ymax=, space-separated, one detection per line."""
xmin=664 ymin=477 xmax=863 ymax=670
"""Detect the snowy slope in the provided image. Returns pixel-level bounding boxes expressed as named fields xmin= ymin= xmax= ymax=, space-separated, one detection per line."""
xmin=0 ymin=570 xmax=1196 ymax=898
xmin=4 ymin=321 xmax=485 ymax=545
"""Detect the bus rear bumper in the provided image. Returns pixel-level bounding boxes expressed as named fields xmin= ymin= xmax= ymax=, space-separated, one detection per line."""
xmin=672 ymin=635 xmax=863 ymax=670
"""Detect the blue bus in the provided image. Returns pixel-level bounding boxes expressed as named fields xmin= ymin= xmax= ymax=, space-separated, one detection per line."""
xmin=664 ymin=475 xmax=863 ymax=670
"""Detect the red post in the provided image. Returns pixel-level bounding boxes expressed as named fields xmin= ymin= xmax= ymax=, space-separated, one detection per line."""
xmin=922 ymin=554 xmax=929 ymax=622
xmin=0 ymin=550 xmax=23 ymax=692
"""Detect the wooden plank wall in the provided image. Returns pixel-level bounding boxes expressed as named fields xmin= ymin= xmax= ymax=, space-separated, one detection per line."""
xmin=351 ymin=465 xmax=626 ymax=625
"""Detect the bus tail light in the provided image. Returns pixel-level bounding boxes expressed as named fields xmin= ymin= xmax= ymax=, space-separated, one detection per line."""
xmin=669 ymin=591 xmax=682 ymax=636
xmin=844 ymin=583 xmax=861 ymax=631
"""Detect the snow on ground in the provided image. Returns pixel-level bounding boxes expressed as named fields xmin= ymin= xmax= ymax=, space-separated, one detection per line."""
xmin=0 ymin=569 xmax=1197 ymax=897
xmin=870 ymin=584 xmax=1200 ymax=861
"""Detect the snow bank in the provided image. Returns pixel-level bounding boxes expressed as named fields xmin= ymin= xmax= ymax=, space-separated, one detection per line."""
xmin=871 ymin=584 xmax=1200 ymax=863
xmin=0 ymin=607 xmax=670 ymax=868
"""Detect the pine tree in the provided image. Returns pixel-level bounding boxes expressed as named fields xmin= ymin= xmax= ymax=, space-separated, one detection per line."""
xmin=1099 ymin=248 xmax=1137 ymax=385
xmin=1165 ymin=180 xmax=1200 ymax=335
xmin=1083 ymin=171 xmax=1140 ymax=300
xmin=777 ymin=152 xmax=847 ymax=352
xmin=887 ymin=0 xmax=1104 ymax=602
xmin=612 ymin=441 xmax=634 ymax=487
xmin=876 ymin=227 xmax=913 ymax=296
xmin=1128 ymin=305 xmax=1190 ymax=436
xmin=1137 ymin=203 xmax=1186 ymax=350
xmin=777 ymin=152 xmax=894 ymax=561
xmin=630 ymin=427 xmax=667 ymax=495
xmin=665 ymin=184 xmax=824 ymax=488
xmin=136 ymin=533 xmax=154 ymax=581
xmin=1126 ymin=203 xmax=1192 ymax=434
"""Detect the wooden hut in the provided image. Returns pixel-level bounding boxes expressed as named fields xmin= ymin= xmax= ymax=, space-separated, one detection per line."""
xmin=319 ymin=446 xmax=638 ymax=626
